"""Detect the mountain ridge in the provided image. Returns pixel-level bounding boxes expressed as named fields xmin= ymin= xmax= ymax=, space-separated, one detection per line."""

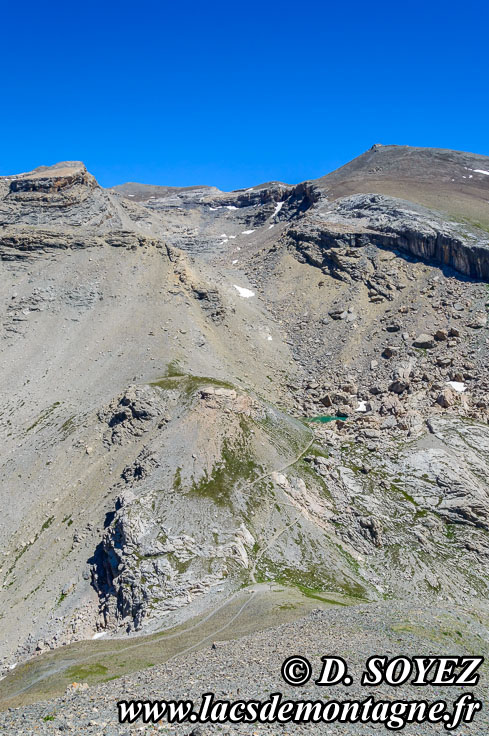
xmin=1 ymin=144 xmax=489 ymax=722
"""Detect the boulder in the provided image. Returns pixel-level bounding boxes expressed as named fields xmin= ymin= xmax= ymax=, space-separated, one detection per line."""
xmin=468 ymin=313 xmax=487 ymax=329
xmin=329 ymin=309 xmax=347 ymax=320
xmin=437 ymin=388 xmax=455 ymax=408
xmin=413 ymin=334 xmax=435 ymax=349
xmin=389 ymin=380 xmax=409 ymax=394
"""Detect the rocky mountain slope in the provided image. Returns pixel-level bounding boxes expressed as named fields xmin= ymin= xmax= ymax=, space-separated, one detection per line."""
xmin=1 ymin=145 xmax=489 ymax=726
xmin=316 ymin=144 xmax=489 ymax=230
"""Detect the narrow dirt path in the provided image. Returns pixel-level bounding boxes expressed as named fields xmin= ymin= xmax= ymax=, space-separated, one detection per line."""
xmin=240 ymin=429 xmax=316 ymax=584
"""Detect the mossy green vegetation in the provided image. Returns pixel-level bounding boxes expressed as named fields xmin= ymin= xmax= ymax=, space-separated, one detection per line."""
xmin=56 ymin=592 xmax=67 ymax=607
xmin=151 ymin=373 xmax=235 ymax=400
xmin=59 ymin=415 xmax=76 ymax=438
xmin=165 ymin=360 xmax=185 ymax=377
xmin=450 ymin=214 xmax=489 ymax=236
xmin=26 ymin=402 xmax=61 ymax=433
xmin=65 ymin=663 xmax=108 ymax=681
xmin=190 ymin=437 xmax=260 ymax=507
xmin=254 ymin=561 xmax=368 ymax=601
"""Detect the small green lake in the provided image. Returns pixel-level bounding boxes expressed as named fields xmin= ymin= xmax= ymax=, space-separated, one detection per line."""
xmin=306 ymin=415 xmax=347 ymax=423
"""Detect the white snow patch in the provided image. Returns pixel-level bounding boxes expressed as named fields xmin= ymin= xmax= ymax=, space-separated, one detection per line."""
xmin=127 ymin=194 xmax=135 ymax=197
xmin=229 ymin=235 xmax=236 ymax=239
xmin=92 ymin=632 xmax=106 ymax=640
xmin=267 ymin=335 xmax=273 ymax=341
xmin=209 ymin=206 xmax=223 ymax=211
xmin=446 ymin=381 xmax=466 ymax=393
xmin=9 ymin=662 xmax=17 ymax=671
xmin=226 ymin=205 xmax=238 ymax=210
xmin=220 ymin=233 xmax=228 ymax=238
xmin=356 ymin=400 xmax=367 ymax=412
xmin=232 ymin=259 xmax=238 ymax=264
xmin=233 ymin=285 xmax=255 ymax=298
xmin=271 ymin=201 xmax=284 ymax=218
xmin=473 ymin=169 xmax=489 ymax=176
xmin=241 ymin=230 xmax=255 ymax=235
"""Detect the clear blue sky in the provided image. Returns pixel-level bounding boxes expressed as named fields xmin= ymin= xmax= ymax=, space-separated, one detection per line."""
xmin=1 ymin=0 xmax=487 ymax=190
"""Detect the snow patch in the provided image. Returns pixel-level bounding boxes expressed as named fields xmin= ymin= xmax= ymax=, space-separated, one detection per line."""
xmin=92 ymin=632 xmax=106 ymax=640
xmin=271 ymin=201 xmax=284 ymax=219
xmin=268 ymin=224 xmax=275 ymax=229
xmin=233 ymin=285 xmax=255 ymax=298
xmin=241 ymin=230 xmax=255 ymax=235
xmin=232 ymin=259 xmax=238 ymax=264
xmin=226 ymin=205 xmax=238 ymax=210
xmin=356 ymin=400 xmax=367 ymax=412
xmin=446 ymin=381 xmax=466 ymax=393
xmin=473 ymin=169 xmax=489 ymax=176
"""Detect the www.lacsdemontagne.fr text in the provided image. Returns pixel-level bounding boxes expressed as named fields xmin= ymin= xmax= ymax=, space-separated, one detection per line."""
xmin=118 ymin=691 xmax=482 ymax=730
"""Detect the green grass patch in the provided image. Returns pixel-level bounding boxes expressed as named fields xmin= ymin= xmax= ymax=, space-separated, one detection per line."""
xmin=190 ymin=437 xmax=260 ymax=507
xmin=65 ymin=663 xmax=108 ymax=681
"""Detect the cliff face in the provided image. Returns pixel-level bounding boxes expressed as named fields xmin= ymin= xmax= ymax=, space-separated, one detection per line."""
xmin=287 ymin=193 xmax=489 ymax=281
xmin=7 ymin=162 xmax=97 ymax=195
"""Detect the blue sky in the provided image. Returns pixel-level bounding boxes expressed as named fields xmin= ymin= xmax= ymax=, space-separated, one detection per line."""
xmin=1 ymin=0 xmax=487 ymax=190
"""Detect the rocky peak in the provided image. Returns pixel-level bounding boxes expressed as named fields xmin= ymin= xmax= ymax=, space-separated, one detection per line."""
xmin=5 ymin=161 xmax=95 ymax=195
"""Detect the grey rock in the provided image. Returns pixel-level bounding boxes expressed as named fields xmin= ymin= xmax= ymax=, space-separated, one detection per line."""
xmin=413 ymin=333 xmax=435 ymax=348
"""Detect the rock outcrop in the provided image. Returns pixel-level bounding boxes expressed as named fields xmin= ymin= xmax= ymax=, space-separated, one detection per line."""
xmin=287 ymin=193 xmax=489 ymax=280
